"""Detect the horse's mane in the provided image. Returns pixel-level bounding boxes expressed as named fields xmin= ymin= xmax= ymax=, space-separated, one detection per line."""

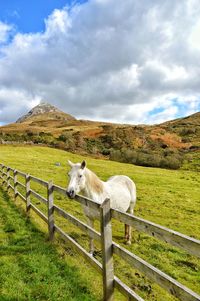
xmin=85 ymin=168 xmax=104 ymax=194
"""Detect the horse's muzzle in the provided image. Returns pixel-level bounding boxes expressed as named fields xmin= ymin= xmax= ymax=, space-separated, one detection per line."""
xmin=67 ymin=189 xmax=76 ymax=199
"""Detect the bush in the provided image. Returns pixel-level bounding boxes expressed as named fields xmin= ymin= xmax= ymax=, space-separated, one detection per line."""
xmin=180 ymin=128 xmax=196 ymax=136
xmin=136 ymin=152 xmax=162 ymax=168
xmin=110 ymin=148 xmax=183 ymax=169
xmin=110 ymin=149 xmax=124 ymax=162
xmin=160 ymin=155 xmax=182 ymax=169
xmin=101 ymin=148 xmax=111 ymax=156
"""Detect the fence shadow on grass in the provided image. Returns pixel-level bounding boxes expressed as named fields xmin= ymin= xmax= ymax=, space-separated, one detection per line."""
xmin=0 ymin=187 xmax=99 ymax=301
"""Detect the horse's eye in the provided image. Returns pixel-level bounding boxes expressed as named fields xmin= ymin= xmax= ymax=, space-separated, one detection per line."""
xmin=79 ymin=175 xmax=82 ymax=178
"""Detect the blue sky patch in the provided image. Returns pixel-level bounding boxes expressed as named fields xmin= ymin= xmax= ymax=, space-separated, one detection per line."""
xmin=0 ymin=0 xmax=79 ymax=33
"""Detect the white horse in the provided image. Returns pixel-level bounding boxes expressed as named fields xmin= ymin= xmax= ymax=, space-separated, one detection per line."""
xmin=67 ymin=160 xmax=136 ymax=254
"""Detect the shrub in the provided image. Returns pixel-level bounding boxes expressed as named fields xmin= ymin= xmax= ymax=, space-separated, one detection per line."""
xmin=110 ymin=149 xmax=124 ymax=162
xmin=110 ymin=147 xmax=183 ymax=169
xmin=160 ymin=156 xmax=182 ymax=169
xmin=101 ymin=148 xmax=111 ymax=156
xmin=136 ymin=152 xmax=162 ymax=168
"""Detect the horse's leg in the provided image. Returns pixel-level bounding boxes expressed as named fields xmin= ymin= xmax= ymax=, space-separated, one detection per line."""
xmin=126 ymin=202 xmax=135 ymax=245
xmin=87 ymin=218 xmax=94 ymax=255
xmin=125 ymin=224 xmax=129 ymax=240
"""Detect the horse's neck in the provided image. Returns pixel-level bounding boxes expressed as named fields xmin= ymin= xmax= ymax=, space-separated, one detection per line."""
xmin=82 ymin=169 xmax=105 ymax=203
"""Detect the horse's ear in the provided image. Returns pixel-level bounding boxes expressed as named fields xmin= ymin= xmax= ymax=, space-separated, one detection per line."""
xmin=81 ymin=160 xmax=86 ymax=169
xmin=67 ymin=160 xmax=74 ymax=167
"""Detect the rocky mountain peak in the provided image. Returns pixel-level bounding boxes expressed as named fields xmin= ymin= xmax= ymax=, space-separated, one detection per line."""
xmin=16 ymin=102 xmax=66 ymax=123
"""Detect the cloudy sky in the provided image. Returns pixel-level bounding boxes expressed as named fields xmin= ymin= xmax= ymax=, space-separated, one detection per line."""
xmin=0 ymin=0 xmax=200 ymax=125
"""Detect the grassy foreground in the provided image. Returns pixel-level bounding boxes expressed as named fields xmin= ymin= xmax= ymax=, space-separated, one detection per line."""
xmin=0 ymin=145 xmax=200 ymax=301
xmin=0 ymin=187 xmax=97 ymax=301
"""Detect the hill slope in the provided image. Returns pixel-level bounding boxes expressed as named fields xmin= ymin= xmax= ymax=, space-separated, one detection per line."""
xmin=0 ymin=103 xmax=199 ymax=170
xmin=0 ymin=145 xmax=200 ymax=300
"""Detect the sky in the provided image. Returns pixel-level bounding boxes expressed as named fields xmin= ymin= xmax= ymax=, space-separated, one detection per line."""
xmin=0 ymin=0 xmax=200 ymax=126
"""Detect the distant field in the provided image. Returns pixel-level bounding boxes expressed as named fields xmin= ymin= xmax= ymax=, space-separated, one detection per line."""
xmin=0 ymin=145 xmax=200 ymax=301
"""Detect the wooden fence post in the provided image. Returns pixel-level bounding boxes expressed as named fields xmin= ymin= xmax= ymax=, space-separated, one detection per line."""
xmin=26 ymin=174 xmax=31 ymax=212
xmin=0 ymin=163 xmax=2 ymax=178
xmin=100 ymin=198 xmax=114 ymax=301
xmin=7 ymin=167 xmax=10 ymax=191
xmin=47 ymin=180 xmax=54 ymax=240
xmin=14 ymin=170 xmax=18 ymax=200
xmin=2 ymin=165 xmax=6 ymax=184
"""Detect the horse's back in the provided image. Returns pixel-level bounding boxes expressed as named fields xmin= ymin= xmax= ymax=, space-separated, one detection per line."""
xmin=107 ymin=175 xmax=136 ymax=193
xmin=105 ymin=175 xmax=136 ymax=211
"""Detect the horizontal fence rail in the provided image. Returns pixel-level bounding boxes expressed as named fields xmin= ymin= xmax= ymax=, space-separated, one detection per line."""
xmin=54 ymin=224 xmax=103 ymax=274
xmin=54 ymin=205 xmax=101 ymax=242
xmin=111 ymin=209 xmax=200 ymax=258
xmin=16 ymin=191 xmax=26 ymax=203
xmin=113 ymin=242 xmax=200 ymax=301
xmin=30 ymin=189 xmax=48 ymax=204
xmin=114 ymin=277 xmax=144 ymax=301
xmin=30 ymin=203 xmax=48 ymax=223
xmin=0 ymin=162 xmax=200 ymax=301
xmin=16 ymin=170 xmax=26 ymax=178
xmin=30 ymin=175 xmax=48 ymax=187
xmin=17 ymin=181 xmax=26 ymax=189
xmin=53 ymin=184 xmax=101 ymax=211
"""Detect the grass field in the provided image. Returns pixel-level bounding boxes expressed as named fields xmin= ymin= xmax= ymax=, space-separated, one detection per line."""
xmin=0 ymin=187 xmax=97 ymax=301
xmin=0 ymin=145 xmax=200 ymax=301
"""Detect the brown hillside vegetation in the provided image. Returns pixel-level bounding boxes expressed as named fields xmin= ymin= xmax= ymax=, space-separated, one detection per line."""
xmin=0 ymin=103 xmax=199 ymax=170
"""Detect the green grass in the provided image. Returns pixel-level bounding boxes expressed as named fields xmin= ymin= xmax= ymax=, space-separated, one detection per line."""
xmin=182 ymin=151 xmax=200 ymax=172
xmin=0 ymin=187 xmax=97 ymax=301
xmin=0 ymin=145 xmax=200 ymax=301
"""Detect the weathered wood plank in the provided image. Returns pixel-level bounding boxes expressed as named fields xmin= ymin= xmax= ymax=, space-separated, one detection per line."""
xmin=52 ymin=184 xmax=67 ymax=195
xmin=30 ymin=203 xmax=48 ymax=223
xmin=8 ymin=184 xmax=14 ymax=191
xmin=26 ymin=174 xmax=31 ymax=212
xmin=14 ymin=170 xmax=18 ymax=200
xmin=53 ymin=184 xmax=101 ymax=212
xmin=2 ymin=165 xmax=7 ymax=171
xmin=114 ymin=276 xmax=144 ymax=301
xmin=111 ymin=209 xmax=200 ymax=258
xmin=17 ymin=181 xmax=26 ymax=189
xmin=75 ymin=194 xmax=101 ymax=214
xmin=113 ymin=243 xmax=200 ymax=301
xmin=30 ymin=189 xmax=47 ymax=204
xmin=54 ymin=225 xmax=102 ymax=274
xmin=100 ymin=199 xmax=114 ymax=301
xmin=54 ymin=205 xmax=101 ymax=241
xmin=48 ymin=180 xmax=54 ymax=240
xmin=6 ymin=167 xmax=10 ymax=190
xmin=30 ymin=175 xmax=48 ymax=187
xmin=8 ymin=167 xmax=15 ymax=172
xmin=16 ymin=170 xmax=26 ymax=178
xmin=0 ymin=164 xmax=2 ymax=176
xmin=16 ymin=191 xmax=26 ymax=203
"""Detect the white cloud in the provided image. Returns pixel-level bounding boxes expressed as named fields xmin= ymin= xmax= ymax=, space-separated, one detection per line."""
xmin=189 ymin=19 xmax=200 ymax=51
xmin=0 ymin=21 xmax=13 ymax=44
xmin=0 ymin=0 xmax=200 ymax=125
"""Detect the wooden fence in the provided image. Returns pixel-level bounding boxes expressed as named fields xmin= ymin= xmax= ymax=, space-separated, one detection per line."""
xmin=0 ymin=162 xmax=200 ymax=301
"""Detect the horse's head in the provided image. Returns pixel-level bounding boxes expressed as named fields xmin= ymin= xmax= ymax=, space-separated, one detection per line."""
xmin=67 ymin=160 xmax=87 ymax=198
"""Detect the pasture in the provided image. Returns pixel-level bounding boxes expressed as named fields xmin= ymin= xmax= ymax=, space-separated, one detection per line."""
xmin=0 ymin=187 xmax=97 ymax=301
xmin=0 ymin=145 xmax=200 ymax=301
